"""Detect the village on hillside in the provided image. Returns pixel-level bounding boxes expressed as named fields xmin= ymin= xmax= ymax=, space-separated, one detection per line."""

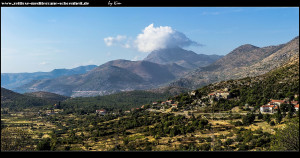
xmin=42 ymin=88 xmax=299 ymax=120
xmin=133 ymin=88 xmax=299 ymax=118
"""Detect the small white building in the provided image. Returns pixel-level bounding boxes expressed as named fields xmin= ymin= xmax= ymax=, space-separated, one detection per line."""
xmin=96 ymin=109 xmax=107 ymax=115
xmin=260 ymin=105 xmax=277 ymax=113
xmin=295 ymin=104 xmax=299 ymax=111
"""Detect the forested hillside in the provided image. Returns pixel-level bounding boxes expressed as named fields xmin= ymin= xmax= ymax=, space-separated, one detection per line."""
xmin=1 ymin=88 xmax=53 ymax=109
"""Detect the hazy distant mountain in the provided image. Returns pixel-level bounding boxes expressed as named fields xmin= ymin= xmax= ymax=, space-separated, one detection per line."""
xmin=169 ymin=36 xmax=299 ymax=90
xmin=17 ymin=59 xmax=191 ymax=97
xmin=144 ymin=47 xmax=223 ymax=69
xmin=1 ymin=65 xmax=97 ymax=90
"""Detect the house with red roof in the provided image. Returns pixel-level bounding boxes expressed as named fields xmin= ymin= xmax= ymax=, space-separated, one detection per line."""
xmin=269 ymin=99 xmax=287 ymax=106
xmin=166 ymin=100 xmax=174 ymax=105
xmin=291 ymin=101 xmax=299 ymax=105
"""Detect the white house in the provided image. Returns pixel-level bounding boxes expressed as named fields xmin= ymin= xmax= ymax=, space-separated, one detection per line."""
xmin=260 ymin=105 xmax=277 ymax=113
xmin=295 ymin=104 xmax=299 ymax=111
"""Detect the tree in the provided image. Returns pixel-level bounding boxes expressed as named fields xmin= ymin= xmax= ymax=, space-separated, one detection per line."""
xmin=275 ymin=108 xmax=283 ymax=124
xmin=280 ymin=104 xmax=289 ymax=113
xmin=257 ymin=112 xmax=263 ymax=120
xmin=36 ymin=138 xmax=51 ymax=151
xmin=263 ymin=114 xmax=271 ymax=123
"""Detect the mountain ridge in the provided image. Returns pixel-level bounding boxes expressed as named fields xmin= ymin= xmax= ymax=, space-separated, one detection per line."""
xmin=168 ymin=36 xmax=299 ymax=90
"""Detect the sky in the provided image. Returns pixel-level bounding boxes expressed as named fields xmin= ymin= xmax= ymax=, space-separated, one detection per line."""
xmin=1 ymin=7 xmax=299 ymax=73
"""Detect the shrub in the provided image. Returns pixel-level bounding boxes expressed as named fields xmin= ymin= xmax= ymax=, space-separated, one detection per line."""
xmin=269 ymin=120 xmax=275 ymax=126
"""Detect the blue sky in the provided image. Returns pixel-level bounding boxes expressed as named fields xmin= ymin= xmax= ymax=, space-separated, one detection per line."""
xmin=1 ymin=7 xmax=299 ymax=73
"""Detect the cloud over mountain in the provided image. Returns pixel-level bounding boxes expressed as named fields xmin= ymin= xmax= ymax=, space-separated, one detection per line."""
xmin=135 ymin=24 xmax=201 ymax=53
xmin=104 ymin=24 xmax=202 ymax=53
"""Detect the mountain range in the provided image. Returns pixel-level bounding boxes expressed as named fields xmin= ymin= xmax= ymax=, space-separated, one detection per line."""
xmin=1 ymin=65 xmax=97 ymax=90
xmin=2 ymin=36 xmax=298 ymax=98
xmin=169 ymin=36 xmax=299 ymax=90
xmin=11 ymin=48 xmax=222 ymax=97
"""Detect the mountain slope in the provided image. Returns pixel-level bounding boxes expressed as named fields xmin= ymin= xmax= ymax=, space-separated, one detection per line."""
xmin=144 ymin=47 xmax=223 ymax=69
xmin=169 ymin=36 xmax=299 ymax=90
xmin=24 ymin=91 xmax=70 ymax=102
xmin=1 ymin=87 xmax=52 ymax=108
xmin=99 ymin=60 xmax=178 ymax=83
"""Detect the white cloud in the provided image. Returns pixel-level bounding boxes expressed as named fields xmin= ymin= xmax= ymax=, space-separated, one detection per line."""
xmin=104 ymin=24 xmax=201 ymax=53
xmin=39 ymin=61 xmax=50 ymax=65
xmin=104 ymin=35 xmax=127 ymax=47
xmin=134 ymin=24 xmax=201 ymax=53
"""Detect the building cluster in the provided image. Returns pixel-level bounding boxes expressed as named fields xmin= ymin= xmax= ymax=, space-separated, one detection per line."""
xmin=260 ymin=99 xmax=299 ymax=114
xmin=208 ymin=90 xmax=231 ymax=100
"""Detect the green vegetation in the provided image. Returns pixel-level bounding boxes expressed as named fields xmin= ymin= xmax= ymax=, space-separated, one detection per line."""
xmin=61 ymin=90 xmax=170 ymax=114
xmin=1 ymin=88 xmax=53 ymax=109
xmin=271 ymin=118 xmax=299 ymax=151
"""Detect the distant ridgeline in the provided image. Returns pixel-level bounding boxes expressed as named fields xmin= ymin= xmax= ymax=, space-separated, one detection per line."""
xmin=1 ymin=65 xmax=97 ymax=92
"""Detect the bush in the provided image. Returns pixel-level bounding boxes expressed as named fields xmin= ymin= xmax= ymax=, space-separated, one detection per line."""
xmin=233 ymin=121 xmax=243 ymax=126
xmin=242 ymin=113 xmax=255 ymax=125
xmin=198 ymin=143 xmax=211 ymax=151
xmin=36 ymin=138 xmax=51 ymax=151
xmin=225 ymin=139 xmax=234 ymax=146
xmin=269 ymin=120 xmax=275 ymax=126
xmin=257 ymin=112 xmax=263 ymax=119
